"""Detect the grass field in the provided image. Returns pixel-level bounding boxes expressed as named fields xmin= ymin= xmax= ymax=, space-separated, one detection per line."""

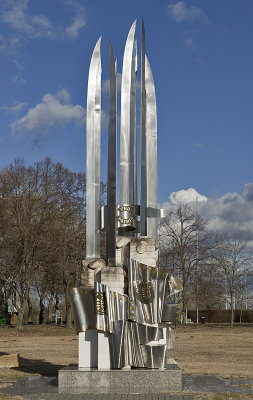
xmin=0 ymin=324 xmax=253 ymax=400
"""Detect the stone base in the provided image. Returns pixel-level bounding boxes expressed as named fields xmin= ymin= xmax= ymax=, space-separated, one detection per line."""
xmin=58 ymin=360 xmax=182 ymax=394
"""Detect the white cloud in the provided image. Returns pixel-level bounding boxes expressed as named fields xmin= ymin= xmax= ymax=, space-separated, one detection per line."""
xmin=0 ymin=0 xmax=86 ymax=48
xmin=0 ymin=101 xmax=27 ymax=113
xmin=167 ymin=1 xmax=208 ymax=23
xmin=164 ymin=185 xmax=253 ymax=240
xmin=169 ymin=188 xmax=207 ymax=205
xmin=11 ymin=89 xmax=85 ymax=144
xmin=0 ymin=33 xmax=20 ymax=54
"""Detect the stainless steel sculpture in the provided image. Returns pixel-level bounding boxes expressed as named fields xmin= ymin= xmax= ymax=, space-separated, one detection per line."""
xmin=72 ymin=20 xmax=182 ymax=371
xmin=86 ymin=37 xmax=102 ymax=259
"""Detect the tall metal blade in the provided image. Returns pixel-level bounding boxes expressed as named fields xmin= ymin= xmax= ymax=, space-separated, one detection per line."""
xmin=119 ymin=20 xmax=137 ymax=208
xmin=132 ymin=39 xmax=137 ymax=206
xmin=106 ymin=40 xmax=117 ymax=265
xmin=140 ymin=18 xmax=146 ymax=236
xmin=145 ymin=55 xmax=158 ymax=240
xmin=86 ymin=37 xmax=102 ymax=259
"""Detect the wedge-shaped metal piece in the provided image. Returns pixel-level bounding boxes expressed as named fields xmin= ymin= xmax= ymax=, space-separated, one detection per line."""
xmin=119 ymin=20 xmax=137 ymax=230
xmin=106 ymin=41 xmax=117 ymax=265
xmin=145 ymin=55 xmax=158 ymax=240
xmin=86 ymin=37 xmax=102 ymax=259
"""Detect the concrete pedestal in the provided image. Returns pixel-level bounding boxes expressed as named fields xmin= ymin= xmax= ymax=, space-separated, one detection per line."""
xmin=58 ymin=360 xmax=182 ymax=394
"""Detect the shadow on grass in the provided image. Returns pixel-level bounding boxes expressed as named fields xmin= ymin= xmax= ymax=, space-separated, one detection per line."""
xmin=0 ymin=352 xmax=65 ymax=377
xmin=16 ymin=356 xmax=64 ymax=376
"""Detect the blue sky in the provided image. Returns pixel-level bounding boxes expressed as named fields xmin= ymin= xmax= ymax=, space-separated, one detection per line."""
xmin=1 ymin=0 xmax=253 ymax=224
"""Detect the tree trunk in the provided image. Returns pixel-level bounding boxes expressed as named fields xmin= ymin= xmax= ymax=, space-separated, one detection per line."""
xmin=39 ymin=296 xmax=45 ymax=325
xmin=16 ymin=297 xmax=27 ymax=329
xmin=230 ymin=294 xmax=234 ymax=328
xmin=65 ymin=287 xmax=72 ymax=329
xmin=45 ymin=294 xmax=53 ymax=324
xmin=27 ymin=294 xmax=33 ymax=324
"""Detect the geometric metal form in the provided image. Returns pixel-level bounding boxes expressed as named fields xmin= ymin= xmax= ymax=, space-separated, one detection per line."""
xmin=145 ymin=55 xmax=158 ymax=240
xmin=140 ymin=18 xmax=147 ymax=236
xmin=86 ymin=37 xmax=102 ymax=258
xmin=106 ymin=41 xmax=117 ymax=265
xmin=119 ymin=20 xmax=137 ymax=231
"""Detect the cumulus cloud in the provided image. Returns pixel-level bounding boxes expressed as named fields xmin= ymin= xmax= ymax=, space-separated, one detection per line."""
xmin=164 ymin=185 xmax=253 ymax=241
xmin=11 ymin=88 xmax=85 ymax=144
xmin=0 ymin=0 xmax=86 ymax=49
xmin=167 ymin=1 xmax=208 ymax=24
xmin=169 ymin=188 xmax=207 ymax=205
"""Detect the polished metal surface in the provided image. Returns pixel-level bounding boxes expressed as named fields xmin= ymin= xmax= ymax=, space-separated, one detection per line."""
xmin=140 ymin=18 xmax=146 ymax=236
xmin=86 ymin=37 xmax=102 ymax=259
xmin=140 ymin=344 xmax=167 ymax=369
xmin=106 ymin=41 xmax=117 ymax=266
xmin=70 ymin=288 xmax=96 ymax=333
xmin=112 ymin=320 xmax=129 ymax=369
xmin=162 ymin=303 xmax=182 ymax=323
xmin=145 ymin=55 xmax=158 ymax=240
xmin=119 ymin=20 xmax=137 ymax=228
xmin=168 ymin=276 xmax=183 ymax=295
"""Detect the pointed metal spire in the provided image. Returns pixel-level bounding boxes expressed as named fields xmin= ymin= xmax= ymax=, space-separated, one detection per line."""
xmin=86 ymin=37 xmax=102 ymax=258
xmin=140 ymin=18 xmax=146 ymax=236
xmin=145 ymin=55 xmax=158 ymax=239
xmin=119 ymin=20 xmax=137 ymax=217
xmin=106 ymin=40 xmax=117 ymax=265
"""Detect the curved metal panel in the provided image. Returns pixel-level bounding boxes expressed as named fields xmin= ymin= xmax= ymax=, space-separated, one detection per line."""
xmin=145 ymin=55 xmax=158 ymax=240
xmin=70 ymin=287 xmax=96 ymax=333
xmin=86 ymin=37 xmax=102 ymax=258
xmin=119 ymin=20 xmax=137 ymax=214
xmin=106 ymin=40 xmax=117 ymax=265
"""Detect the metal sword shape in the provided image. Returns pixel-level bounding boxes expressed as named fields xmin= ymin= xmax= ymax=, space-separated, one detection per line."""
xmin=145 ymin=55 xmax=158 ymax=240
xmin=106 ymin=41 xmax=117 ymax=265
xmin=86 ymin=37 xmax=102 ymax=259
xmin=119 ymin=20 xmax=137 ymax=215
xmin=140 ymin=18 xmax=147 ymax=236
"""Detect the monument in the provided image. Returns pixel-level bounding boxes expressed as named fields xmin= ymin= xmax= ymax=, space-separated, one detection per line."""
xmin=59 ymin=19 xmax=183 ymax=394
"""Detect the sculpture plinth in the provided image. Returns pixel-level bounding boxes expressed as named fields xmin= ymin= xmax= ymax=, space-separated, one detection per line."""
xmin=59 ymin=18 xmax=183 ymax=393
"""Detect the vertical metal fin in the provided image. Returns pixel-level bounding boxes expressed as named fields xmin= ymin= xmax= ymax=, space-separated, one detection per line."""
xmin=106 ymin=41 xmax=117 ymax=265
xmin=119 ymin=20 xmax=137 ymax=208
xmin=145 ymin=55 xmax=158 ymax=240
xmin=86 ymin=37 xmax=102 ymax=259
xmin=132 ymin=39 xmax=137 ymax=207
xmin=140 ymin=18 xmax=146 ymax=236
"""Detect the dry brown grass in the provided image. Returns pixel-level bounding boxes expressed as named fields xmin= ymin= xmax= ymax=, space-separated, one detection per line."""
xmin=0 ymin=323 xmax=253 ymax=381
xmin=169 ymin=324 xmax=253 ymax=379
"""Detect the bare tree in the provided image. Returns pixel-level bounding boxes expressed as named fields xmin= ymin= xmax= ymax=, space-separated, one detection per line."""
xmin=215 ymin=234 xmax=253 ymax=326
xmin=159 ymin=204 xmax=215 ymax=311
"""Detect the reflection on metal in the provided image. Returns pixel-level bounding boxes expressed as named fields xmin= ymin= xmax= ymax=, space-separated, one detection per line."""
xmin=70 ymin=288 xmax=96 ymax=333
xmin=169 ymin=276 xmax=183 ymax=295
xmin=140 ymin=18 xmax=146 ymax=236
xmin=145 ymin=55 xmax=158 ymax=240
xmin=162 ymin=303 xmax=183 ymax=323
xmin=135 ymin=281 xmax=155 ymax=304
xmin=119 ymin=20 xmax=137 ymax=230
xmin=106 ymin=41 xmax=117 ymax=266
xmin=141 ymin=344 xmax=167 ymax=369
xmin=72 ymin=259 xmax=182 ymax=368
xmin=86 ymin=37 xmax=102 ymax=259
